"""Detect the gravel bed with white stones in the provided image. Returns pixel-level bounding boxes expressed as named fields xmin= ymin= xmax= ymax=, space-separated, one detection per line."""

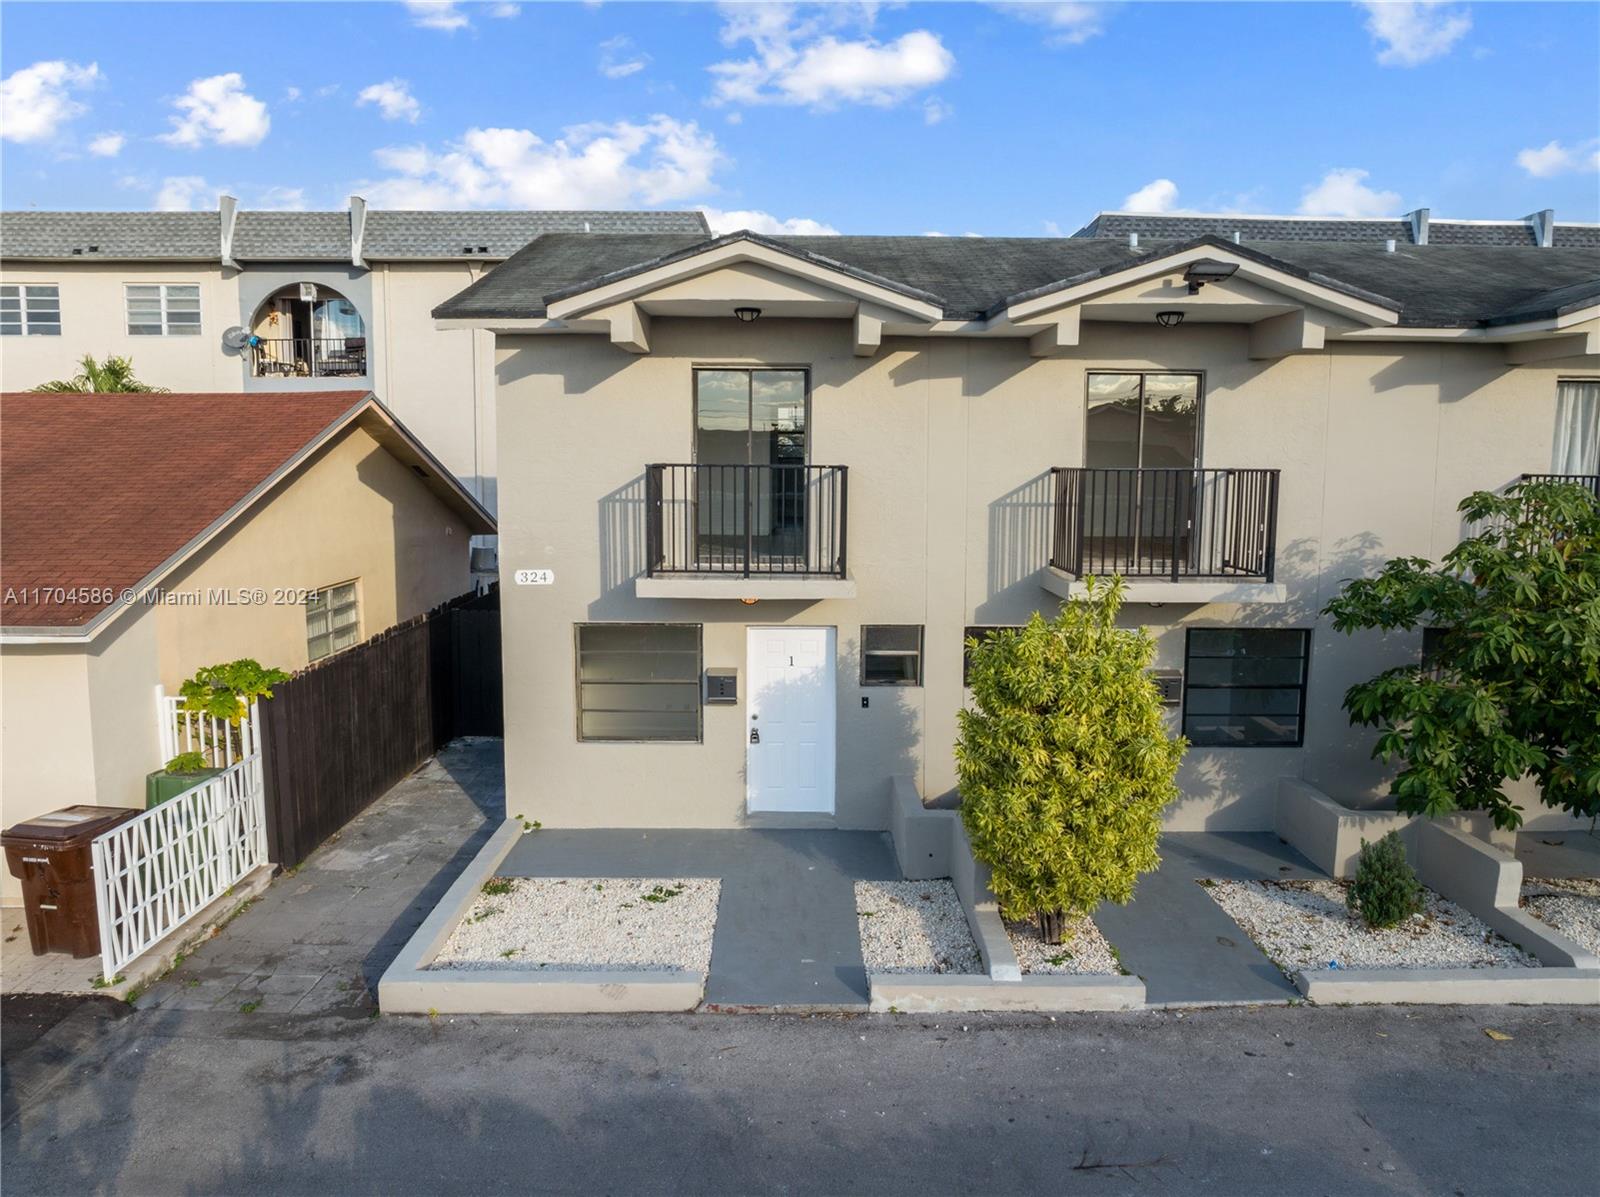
xmin=1203 ymin=878 xmax=1538 ymax=973
xmin=1522 ymin=877 xmax=1600 ymax=956
xmin=1004 ymin=914 xmax=1122 ymax=975
xmin=429 ymin=877 xmax=720 ymax=973
xmin=855 ymin=881 xmax=983 ymax=974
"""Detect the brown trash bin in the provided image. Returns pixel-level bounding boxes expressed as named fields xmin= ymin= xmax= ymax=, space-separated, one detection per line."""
xmin=3 ymin=806 xmax=142 ymax=959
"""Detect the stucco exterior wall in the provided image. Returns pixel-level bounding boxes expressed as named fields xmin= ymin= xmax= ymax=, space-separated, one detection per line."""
xmin=0 ymin=262 xmax=239 ymax=393
xmin=368 ymin=262 xmax=498 ymax=512
xmin=495 ymin=316 xmax=1597 ymax=833
xmin=0 ymin=607 xmax=161 ymax=905
xmin=154 ymin=421 xmax=474 ymax=687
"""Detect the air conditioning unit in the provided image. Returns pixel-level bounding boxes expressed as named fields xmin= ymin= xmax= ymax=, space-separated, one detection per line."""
xmin=1150 ymin=670 xmax=1184 ymax=706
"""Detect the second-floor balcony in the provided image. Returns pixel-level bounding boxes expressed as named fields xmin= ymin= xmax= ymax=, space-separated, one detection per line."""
xmin=1521 ymin=472 xmax=1600 ymax=499
xmin=250 ymin=336 xmax=368 ymax=380
xmin=1049 ymin=466 xmax=1281 ymax=587
xmin=641 ymin=463 xmax=850 ymax=598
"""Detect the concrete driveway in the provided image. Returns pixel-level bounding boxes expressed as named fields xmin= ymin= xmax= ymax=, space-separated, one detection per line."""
xmin=134 ymin=738 xmax=505 ymax=1016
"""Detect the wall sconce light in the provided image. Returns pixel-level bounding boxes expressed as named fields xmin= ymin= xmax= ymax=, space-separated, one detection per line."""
xmin=1182 ymin=260 xmax=1239 ymax=294
xmin=1155 ymin=310 xmax=1185 ymax=328
xmin=733 ymin=307 xmax=762 ymax=323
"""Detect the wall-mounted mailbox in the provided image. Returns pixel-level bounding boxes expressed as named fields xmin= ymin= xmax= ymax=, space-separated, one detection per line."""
xmin=705 ymin=668 xmax=739 ymax=704
xmin=1149 ymin=669 xmax=1184 ymax=706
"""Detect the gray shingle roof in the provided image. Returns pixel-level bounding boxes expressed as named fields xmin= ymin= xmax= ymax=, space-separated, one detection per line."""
xmin=433 ymin=231 xmax=1600 ymax=329
xmin=232 ymin=211 xmax=351 ymax=260
xmin=363 ymin=210 xmax=708 ymax=258
xmin=1074 ymin=211 xmax=1600 ymax=249
xmin=0 ymin=211 xmax=220 ymax=259
xmin=1 ymin=208 xmax=710 ymax=262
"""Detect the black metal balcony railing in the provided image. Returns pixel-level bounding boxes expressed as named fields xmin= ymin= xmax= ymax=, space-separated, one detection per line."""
xmin=1050 ymin=466 xmax=1280 ymax=582
xmin=646 ymin=463 xmax=848 ymax=578
xmin=251 ymin=336 xmax=368 ymax=379
xmin=1521 ymin=472 xmax=1600 ymax=499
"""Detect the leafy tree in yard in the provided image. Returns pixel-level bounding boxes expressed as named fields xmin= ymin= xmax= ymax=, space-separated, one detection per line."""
xmin=32 ymin=353 xmax=168 ymax=393
xmin=1324 ymin=479 xmax=1599 ymax=829
xmin=956 ymin=577 xmax=1186 ymax=943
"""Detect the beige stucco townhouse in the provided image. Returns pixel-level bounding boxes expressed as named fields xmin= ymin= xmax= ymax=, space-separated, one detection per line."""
xmin=434 ymin=208 xmax=1599 ymax=836
xmin=0 ymin=390 xmax=495 ymax=904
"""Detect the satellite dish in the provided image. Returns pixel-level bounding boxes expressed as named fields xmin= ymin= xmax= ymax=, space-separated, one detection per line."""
xmin=221 ymin=326 xmax=252 ymax=352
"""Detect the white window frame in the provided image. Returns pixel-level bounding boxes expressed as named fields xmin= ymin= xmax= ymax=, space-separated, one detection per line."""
xmin=306 ymin=581 xmax=360 ymax=662
xmin=124 ymin=283 xmax=202 ymax=337
xmin=0 ymin=283 xmax=62 ymax=336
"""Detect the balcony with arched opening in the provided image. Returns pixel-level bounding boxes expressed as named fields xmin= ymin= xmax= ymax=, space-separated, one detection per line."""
xmin=248 ymin=283 xmax=368 ymax=380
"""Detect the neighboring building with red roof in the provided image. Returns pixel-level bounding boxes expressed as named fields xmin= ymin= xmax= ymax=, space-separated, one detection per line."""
xmin=0 ymin=390 xmax=495 ymax=898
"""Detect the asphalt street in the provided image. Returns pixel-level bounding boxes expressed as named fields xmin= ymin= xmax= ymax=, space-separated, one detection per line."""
xmin=4 ymin=1002 xmax=1596 ymax=1196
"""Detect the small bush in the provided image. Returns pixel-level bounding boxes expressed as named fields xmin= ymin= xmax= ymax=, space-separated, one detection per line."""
xmin=164 ymin=751 xmax=209 ymax=775
xmin=1348 ymin=832 xmax=1424 ymax=929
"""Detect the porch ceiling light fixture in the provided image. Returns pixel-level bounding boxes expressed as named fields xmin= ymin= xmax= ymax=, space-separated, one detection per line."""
xmin=733 ymin=306 xmax=763 ymax=323
xmin=740 ymin=597 xmax=759 ymax=605
xmin=1155 ymin=310 xmax=1185 ymax=327
xmin=1182 ymin=260 xmax=1239 ymax=294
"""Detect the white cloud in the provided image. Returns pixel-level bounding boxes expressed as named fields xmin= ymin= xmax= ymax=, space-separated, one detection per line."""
xmin=701 ymin=207 xmax=839 ymax=235
xmin=1123 ymin=178 xmax=1180 ymax=213
xmin=405 ymin=2 xmax=470 ymax=31
xmin=489 ymin=3 xmax=521 ymax=16
xmin=284 ymin=86 xmax=303 ymax=102
xmin=360 ymin=115 xmax=724 ymax=209
xmin=709 ymin=4 xmax=954 ymax=109
xmin=1515 ymin=139 xmax=1600 ymax=179
xmin=358 ymin=79 xmax=421 ymax=123
xmin=922 ymin=95 xmax=952 ymax=125
xmin=160 ymin=73 xmax=270 ymax=148
xmin=0 ymin=60 xmax=100 ymax=143
xmin=1358 ymin=2 xmax=1471 ymax=67
xmin=87 ymin=131 xmax=125 ymax=157
xmin=993 ymin=3 xmax=1109 ymax=46
xmin=1297 ymin=167 xmax=1402 ymax=217
xmin=256 ymin=186 xmax=308 ymax=210
xmin=154 ymin=175 xmax=221 ymax=211
xmin=599 ymin=35 xmax=650 ymax=79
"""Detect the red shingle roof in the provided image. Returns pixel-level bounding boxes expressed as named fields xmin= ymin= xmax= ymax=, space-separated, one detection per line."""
xmin=2 ymin=391 xmax=371 ymax=629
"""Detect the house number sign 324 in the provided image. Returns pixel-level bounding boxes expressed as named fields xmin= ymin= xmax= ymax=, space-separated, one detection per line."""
xmin=514 ymin=569 xmax=555 ymax=586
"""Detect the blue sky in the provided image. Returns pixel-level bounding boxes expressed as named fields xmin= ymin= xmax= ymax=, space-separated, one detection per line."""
xmin=2 ymin=2 xmax=1597 ymax=234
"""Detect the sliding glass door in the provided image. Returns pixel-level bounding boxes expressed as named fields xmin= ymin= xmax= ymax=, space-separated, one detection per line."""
xmin=1084 ymin=372 xmax=1202 ymax=573
xmin=693 ymin=369 xmax=808 ymax=566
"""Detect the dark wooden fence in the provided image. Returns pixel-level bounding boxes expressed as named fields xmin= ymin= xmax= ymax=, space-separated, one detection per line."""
xmin=261 ymin=587 xmax=501 ymax=868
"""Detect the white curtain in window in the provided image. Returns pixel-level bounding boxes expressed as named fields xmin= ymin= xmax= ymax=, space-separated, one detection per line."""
xmin=1553 ymin=380 xmax=1600 ymax=474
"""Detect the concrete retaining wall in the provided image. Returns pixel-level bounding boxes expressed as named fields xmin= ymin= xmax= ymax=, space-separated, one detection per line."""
xmin=1275 ymin=778 xmax=1516 ymax=879
xmin=378 ymin=819 xmax=706 ymax=1015
xmin=1410 ymin=821 xmax=1600 ymax=970
xmin=869 ymin=973 xmax=1144 ymax=1013
xmin=1295 ymin=967 xmax=1600 ymax=1005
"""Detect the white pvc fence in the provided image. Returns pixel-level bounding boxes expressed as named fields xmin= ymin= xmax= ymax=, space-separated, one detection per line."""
xmin=157 ymin=685 xmax=259 ymax=770
xmin=92 ymin=756 xmax=268 ymax=980
xmin=87 ymin=691 xmax=268 ymax=980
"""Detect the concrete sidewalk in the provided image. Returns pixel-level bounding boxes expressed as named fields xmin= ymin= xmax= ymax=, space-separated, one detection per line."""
xmin=1094 ymin=833 xmax=1322 ymax=1006
xmin=136 ymin=739 xmax=504 ymax=1016
xmin=497 ymin=828 xmax=900 ymax=1009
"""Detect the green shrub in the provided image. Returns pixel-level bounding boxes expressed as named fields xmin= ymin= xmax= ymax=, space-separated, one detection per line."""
xmin=1348 ymin=832 xmax=1424 ymax=929
xmin=164 ymin=751 xmax=209 ymax=775
xmin=956 ymin=577 xmax=1186 ymax=943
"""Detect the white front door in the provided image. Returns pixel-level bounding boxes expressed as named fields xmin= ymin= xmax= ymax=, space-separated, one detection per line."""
xmin=746 ymin=626 xmax=836 ymax=814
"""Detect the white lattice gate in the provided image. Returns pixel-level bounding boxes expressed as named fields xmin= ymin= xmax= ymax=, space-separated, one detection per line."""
xmin=91 ymin=755 xmax=267 ymax=980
